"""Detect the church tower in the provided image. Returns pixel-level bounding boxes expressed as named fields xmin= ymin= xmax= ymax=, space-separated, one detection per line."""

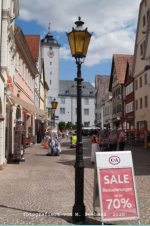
xmin=41 ymin=24 xmax=61 ymax=118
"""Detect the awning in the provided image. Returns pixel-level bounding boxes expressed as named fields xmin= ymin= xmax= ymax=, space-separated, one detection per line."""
xmin=9 ymin=93 xmax=47 ymax=116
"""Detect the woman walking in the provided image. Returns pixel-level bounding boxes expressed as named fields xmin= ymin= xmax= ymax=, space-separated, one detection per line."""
xmin=118 ymin=128 xmax=125 ymax=151
xmin=108 ymin=129 xmax=118 ymax=151
xmin=91 ymin=130 xmax=99 ymax=164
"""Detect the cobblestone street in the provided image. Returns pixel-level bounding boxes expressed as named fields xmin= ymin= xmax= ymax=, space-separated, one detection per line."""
xmin=0 ymin=137 xmax=150 ymax=225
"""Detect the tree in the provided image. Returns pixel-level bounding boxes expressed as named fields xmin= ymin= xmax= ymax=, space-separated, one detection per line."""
xmin=66 ymin=121 xmax=72 ymax=129
xmin=58 ymin=122 xmax=66 ymax=131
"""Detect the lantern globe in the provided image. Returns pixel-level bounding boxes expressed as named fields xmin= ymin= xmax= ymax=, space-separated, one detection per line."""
xmin=51 ymin=98 xmax=58 ymax=109
xmin=66 ymin=17 xmax=92 ymax=59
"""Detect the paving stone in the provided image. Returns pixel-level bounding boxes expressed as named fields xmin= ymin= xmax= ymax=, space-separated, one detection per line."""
xmin=0 ymin=137 xmax=149 ymax=224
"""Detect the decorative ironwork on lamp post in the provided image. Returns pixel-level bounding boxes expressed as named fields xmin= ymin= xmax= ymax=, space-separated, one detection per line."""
xmin=51 ymin=98 xmax=58 ymax=127
xmin=66 ymin=17 xmax=92 ymax=223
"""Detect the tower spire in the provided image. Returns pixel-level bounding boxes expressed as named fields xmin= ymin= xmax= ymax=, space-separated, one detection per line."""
xmin=48 ymin=23 xmax=51 ymax=33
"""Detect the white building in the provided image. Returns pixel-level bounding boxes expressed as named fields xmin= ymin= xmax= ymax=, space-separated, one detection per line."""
xmin=94 ymin=75 xmax=109 ymax=128
xmin=41 ymin=27 xmax=95 ymax=126
xmin=58 ymin=80 xmax=95 ymax=126
xmin=103 ymin=79 xmax=113 ymax=129
xmin=41 ymin=26 xmax=60 ymax=121
xmin=0 ymin=0 xmax=19 ymax=170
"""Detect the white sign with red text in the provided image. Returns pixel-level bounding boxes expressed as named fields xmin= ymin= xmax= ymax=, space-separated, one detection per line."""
xmin=94 ymin=151 xmax=140 ymax=223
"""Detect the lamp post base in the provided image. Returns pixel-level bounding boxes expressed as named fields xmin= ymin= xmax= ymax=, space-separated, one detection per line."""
xmin=72 ymin=203 xmax=86 ymax=223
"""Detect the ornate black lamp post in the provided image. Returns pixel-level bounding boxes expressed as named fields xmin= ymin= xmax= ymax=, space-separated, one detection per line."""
xmin=51 ymin=98 xmax=58 ymax=127
xmin=66 ymin=17 xmax=92 ymax=223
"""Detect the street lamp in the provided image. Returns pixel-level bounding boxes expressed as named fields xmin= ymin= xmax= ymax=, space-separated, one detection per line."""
xmin=66 ymin=17 xmax=92 ymax=223
xmin=51 ymin=98 xmax=58 ymax=127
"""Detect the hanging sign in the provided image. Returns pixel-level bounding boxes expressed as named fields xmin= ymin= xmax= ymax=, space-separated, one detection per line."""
xmin=93 ymin=151 xmax=140 ymax=224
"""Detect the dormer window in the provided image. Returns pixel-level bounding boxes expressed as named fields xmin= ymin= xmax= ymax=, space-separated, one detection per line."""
xmin=83 ymin=86 xmax=86 ymax=88
xmin=72 ymin=85 xmax=75 ymax=88
xmin=90 ymin=91 xmax=94 ymax=94
xmin=65 ymin=90 xmax=69 ymax=94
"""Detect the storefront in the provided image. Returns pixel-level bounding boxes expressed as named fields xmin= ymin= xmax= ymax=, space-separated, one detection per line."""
xmin=126 ymin=112 xmax=134 ymax=131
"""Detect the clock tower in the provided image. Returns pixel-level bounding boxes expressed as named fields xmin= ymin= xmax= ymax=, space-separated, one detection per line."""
xmin=41 ymin=24 xmax=61 ymax=115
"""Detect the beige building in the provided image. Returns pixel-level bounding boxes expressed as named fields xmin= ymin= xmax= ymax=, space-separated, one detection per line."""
xmin=132 ymin=0 xmax=150 ymax=133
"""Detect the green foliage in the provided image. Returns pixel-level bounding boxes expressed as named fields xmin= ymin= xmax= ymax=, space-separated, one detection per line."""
xmin=66 ymin=121 xmax=72 ymax=129
xmin=58 ymin=121 xmax=66 ymax=131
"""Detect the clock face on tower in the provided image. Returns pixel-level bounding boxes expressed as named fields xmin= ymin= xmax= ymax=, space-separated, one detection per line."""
xmin=47 ymin=50 xmax=55 ymax=58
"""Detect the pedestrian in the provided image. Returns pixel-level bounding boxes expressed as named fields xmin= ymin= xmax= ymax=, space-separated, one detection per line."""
xmin=66 ymin=130 xmax=69 ymax=140
xmin=47 ymin=133 xmax=51 ymax=155
xmin=55 ymin=138 xmax=60 ymax=156
xmin=108 ymin=129 xmax=118 ymax=151
xmin=50 ymin=137 xmax=56 ymax=156
xmin=98 ymin=128 xmax=104 ymax=141
xmin=58 ymin=133 xmax=62 ymax=153
xmin=91 ymin=130 xmax=99 ymax=164
xmin=118 ymin=128 xmax=125 ymax=151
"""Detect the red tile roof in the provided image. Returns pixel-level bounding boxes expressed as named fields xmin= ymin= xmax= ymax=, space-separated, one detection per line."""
xmin=106 ymin=78 xmax=110 ymax=88
xmin=24 ymin=35 xmax=40 ymax=62
xmin=128 ymin=56 xmax=133 ymax=71
xmin=114 ymin=54 xmax=133 ymax=84
xmin=99 ymin=83 xmax=105 ymax=101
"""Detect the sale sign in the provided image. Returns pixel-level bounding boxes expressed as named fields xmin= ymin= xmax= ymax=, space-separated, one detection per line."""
xmin=100 ymin=168 xmax=137 ymax=220
xmin=94 ymin=151 xmax=140 ymax=223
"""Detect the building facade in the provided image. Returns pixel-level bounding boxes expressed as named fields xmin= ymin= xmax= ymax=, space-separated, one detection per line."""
xmin=109 ymin=54 xmax=133 ymax=130
xmin=41 ymin=26 xmax=61 ymax=122
xmin=132 ymin=0 xmax=150 ymax=134
xmin=124 ymin=57 xmax=134 ymax=130
xmin=0 ymin=0 xmax=19 ymax=170
xmin=94 ymin=75 xmax=109 ymax=128
xmin=58 ymin=80 xmax=95 ymax=126
xmin=103 ymin=79 xmax=113 ymax=129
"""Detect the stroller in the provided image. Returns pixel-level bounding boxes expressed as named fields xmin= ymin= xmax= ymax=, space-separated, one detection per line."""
xmin=70 ymin=134 xmax=77 ymax=148
xmin=99 ymin=140 xmax=110 ymax=152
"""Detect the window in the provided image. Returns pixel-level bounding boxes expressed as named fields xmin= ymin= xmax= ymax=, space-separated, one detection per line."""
xmin=60 ymin=108 xmax=65 ymax=114
xmin=50 ymin=72 xmax=52 ymax=75
xmin=135 ymin=80 xmax=138 ymax=90
xmin=84 ymin=98 xmax=89 ymax=105
xmin=145 ymin=73 xmax=147 ymax=85
xmin=147 ymin=10 xmax=149 ymax=22
xmin=25 ymin=66 xmax=27 ymax=82
xmin=61 ymin=97 xmax=65 ymax=104
xmin=30 ymin=74 xmax=32 ymax=88
xmin=140 ymin=98 xmax=143 ymax=109
xmin=28 ymin=71 xmax=30 ymax=86
xmin=50 ymin=80 xmax=51 ymax=85
xmin=48 ymin=108 xmax=53 ymax=114
xmin=139 ymin=77 xmax=142 ymax=88
xmin=143 ymin=15 xmax=146 ymax=27
xmin=145 ymin=96 xmax=148 ymax=107
xmin=48 ymin=97 xmax=52 ymax=104
xmin=19 ymin=56 xmax=21 ymax=75
xmin=50 ymin=62 xmax=52 ymax=65
xmin=22 ymin=62 xmax=24 ymax=79
xmin=145 ymin=0 xmax=147 ymax=7
xmin=84 ymin=122 xmax=89 ymax=127
xmin=140 ymin=43 xmax=143 ymax=55
xmin=84 ymin=109 xmax=89 ymax=115
xmin=135 ymin=100 xmax=138 ymax=110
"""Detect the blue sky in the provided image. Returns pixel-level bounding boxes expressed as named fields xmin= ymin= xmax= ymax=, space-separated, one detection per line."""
xmin=16 ymin=0 xmax=141 ymax=86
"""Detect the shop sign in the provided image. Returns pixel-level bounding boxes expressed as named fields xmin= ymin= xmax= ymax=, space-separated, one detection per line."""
xmin=93 ymin=151 xmax=140 ymax=224
xmin=128 ymin=116 xmax=134 ymax=119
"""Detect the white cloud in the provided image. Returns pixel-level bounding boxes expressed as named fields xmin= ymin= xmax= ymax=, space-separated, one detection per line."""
xmin=19 ymin=0 xmax=141 ymax=66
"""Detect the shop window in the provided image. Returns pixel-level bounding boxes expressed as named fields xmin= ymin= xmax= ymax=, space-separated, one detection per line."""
xmin=145 ymin=96 xmax=148 ymax=107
